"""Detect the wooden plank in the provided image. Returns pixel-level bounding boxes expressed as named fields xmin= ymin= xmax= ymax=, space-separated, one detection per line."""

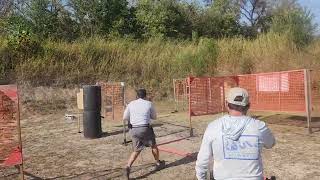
xmin=76 ymin=89 xmax=84 ymax=110
xmin=173 ymin=79 xmax=177 ymax=111
xmin=122 ymin=83 xmax=127 ymax=145
xmin=112 ymin=86 xmax=115 ymax=121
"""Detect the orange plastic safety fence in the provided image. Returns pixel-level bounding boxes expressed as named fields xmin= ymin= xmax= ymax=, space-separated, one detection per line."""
xmin=0 ymin=85 xmax=22 ymax=167
xmin=238 ymin=70 xmax=306 ymax=112
xmin=189 ymin=70 xmax=308 ymax=117
xmin=188 ymin=76 xmax=237 ymax=116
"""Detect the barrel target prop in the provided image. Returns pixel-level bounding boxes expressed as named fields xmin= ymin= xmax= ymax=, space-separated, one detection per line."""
xmin=77 ymin=82 xmax=128 ymax=140
xmin=82 ymin=85 xmax=102 ymax=139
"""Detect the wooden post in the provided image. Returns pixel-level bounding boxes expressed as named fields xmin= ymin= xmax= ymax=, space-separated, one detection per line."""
xmin=188 ymin=77 xmax=193 ymax=137
xmin=304 ymin=69 xmax=312 ymax=134
xmin=256 ymin=74 xmax=259 ymax=105
xmin=17 ymin=85 xmax=24 ymax=180
xmin=173 ymin=79 xmax=177 ymax=111
xmin=77 ymin=111 xmax=81 ymax=133
xmin=121 ymin=82 xmax=127 ymax=145
xmin=206 ymin=79 xmax=209 ymax=114
xmin=112 ymin=85 xmax=115 ymax=121
xmin=277 ymin=73 xmax=281 ymax=123
xmin=76 ymin=88 xmax=83 ymax=133
xmin=189 ymin=114 xmax=193 ymax=137
xmin=183 ymin=79 xmax=187 ymax=111
xmin=101 ymin=85 xmax=106 ymax=121
xmin=278 ymin=72 xmax=282 ymax=111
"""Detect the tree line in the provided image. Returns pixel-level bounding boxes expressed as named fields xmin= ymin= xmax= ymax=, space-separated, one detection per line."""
xmin=0 ymin=0 xmax=317 ymax=45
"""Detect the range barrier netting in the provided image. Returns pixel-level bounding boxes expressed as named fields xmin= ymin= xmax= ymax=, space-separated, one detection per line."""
xmin=188 ymin=69 xmax=320 ymax=117
xmin=98 ymin=82 xmax=125 ymax=121
xmin=238 ymin=70 xmax=306 ymax=112
xmin=0 ymin=85 xmax=22 ymax=168
xmin=188 ymin=76 xmax=237 ymax=116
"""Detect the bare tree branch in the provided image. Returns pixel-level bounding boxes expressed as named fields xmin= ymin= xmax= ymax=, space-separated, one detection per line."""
xmin=240 ymin=0 xmax=268 ymax=27
xmin=240 ymin=11 xmax=252 ymax=22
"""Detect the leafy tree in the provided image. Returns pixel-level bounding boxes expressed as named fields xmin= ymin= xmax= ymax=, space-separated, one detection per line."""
xmin=25 ymin=0 xmax=78 ymax=40
xmin=271 ymin=8 xmax=317 ymax=47
xmin=1 ymin=0 xmax=317 ymax=43
xmin=135 ymin=0 xmax=192 ymax=38
xmin=70 ymin=0 xmax=130 ymax=37
xmin=0 ymin=0 xmax=13 ymax=35
xmin=195 ymin=0 xmax=242 ymax=38
xmin=27 ymin=0 xmax=60 ymax=39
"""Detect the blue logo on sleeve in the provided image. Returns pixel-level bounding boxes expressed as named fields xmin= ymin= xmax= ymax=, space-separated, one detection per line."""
xmin=223 ymin=135 xmax=259 ymax=160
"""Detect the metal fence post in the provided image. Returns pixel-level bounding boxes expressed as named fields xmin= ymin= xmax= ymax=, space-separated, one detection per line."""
xmin=304 ymin=69 xmax=312 ymax=134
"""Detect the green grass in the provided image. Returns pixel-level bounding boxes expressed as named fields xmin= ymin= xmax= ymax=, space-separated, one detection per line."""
xmin=0 ymin=33 xmax=319 ymax=99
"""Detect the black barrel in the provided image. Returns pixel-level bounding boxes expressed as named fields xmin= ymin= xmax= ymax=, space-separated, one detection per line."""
xmin=83 ymin=110 xmax=102 ymax=138
xmin=83 ymin=85 xmax=102 ymax=139
xmin=83 ymin=85 xmax=101 ymax=111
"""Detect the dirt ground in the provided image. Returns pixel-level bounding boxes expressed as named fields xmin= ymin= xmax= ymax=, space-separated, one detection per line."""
xmin=1 ymin=101 xmax=320 ymax=180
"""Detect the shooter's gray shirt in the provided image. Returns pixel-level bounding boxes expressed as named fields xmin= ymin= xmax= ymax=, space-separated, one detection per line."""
xmin=195 ymin=115 xmax=275 ymax=180
xmin=123 ymin=98 xmax=157 ymax=126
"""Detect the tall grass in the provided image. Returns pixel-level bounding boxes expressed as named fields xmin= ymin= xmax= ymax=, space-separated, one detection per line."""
xmin=217 ymin=33 xmax=297 ymax=74
xmin=0 ymin=33 xmax=319 ymax=98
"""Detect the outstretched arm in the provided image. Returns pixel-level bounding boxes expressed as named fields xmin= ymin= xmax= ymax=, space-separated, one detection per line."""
xmin=259 ymin=121 xmax=275 ymax=149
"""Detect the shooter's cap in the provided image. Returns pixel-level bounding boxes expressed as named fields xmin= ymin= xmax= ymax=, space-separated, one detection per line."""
xmin=226 ymin=87 xmax=249 ymax=106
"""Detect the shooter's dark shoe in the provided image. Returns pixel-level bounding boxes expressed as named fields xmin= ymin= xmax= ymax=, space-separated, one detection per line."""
xmin=124 ymin=166 xmax=130 ymax=180
xmin=151 ymin=160 xmax=165 ymax=171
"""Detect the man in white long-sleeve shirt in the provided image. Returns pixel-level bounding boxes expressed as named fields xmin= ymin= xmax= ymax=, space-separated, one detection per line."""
xmin=195 ymin=87 xmax=276 ymax=180
xmin=123 ymin=89 xmax=165 ymax=179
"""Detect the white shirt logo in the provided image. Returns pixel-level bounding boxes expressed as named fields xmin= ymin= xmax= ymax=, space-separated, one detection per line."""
xmin=223 ymin=135 xmax=259 ymax=160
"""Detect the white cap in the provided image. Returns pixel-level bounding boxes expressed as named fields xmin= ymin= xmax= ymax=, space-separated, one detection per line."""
xmin=226 ymin=87 xmax=249 ymax=106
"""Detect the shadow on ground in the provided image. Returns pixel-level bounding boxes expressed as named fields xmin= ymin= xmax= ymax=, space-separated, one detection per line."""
xmin=133 ymin=152 xmax=198 ymax=180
